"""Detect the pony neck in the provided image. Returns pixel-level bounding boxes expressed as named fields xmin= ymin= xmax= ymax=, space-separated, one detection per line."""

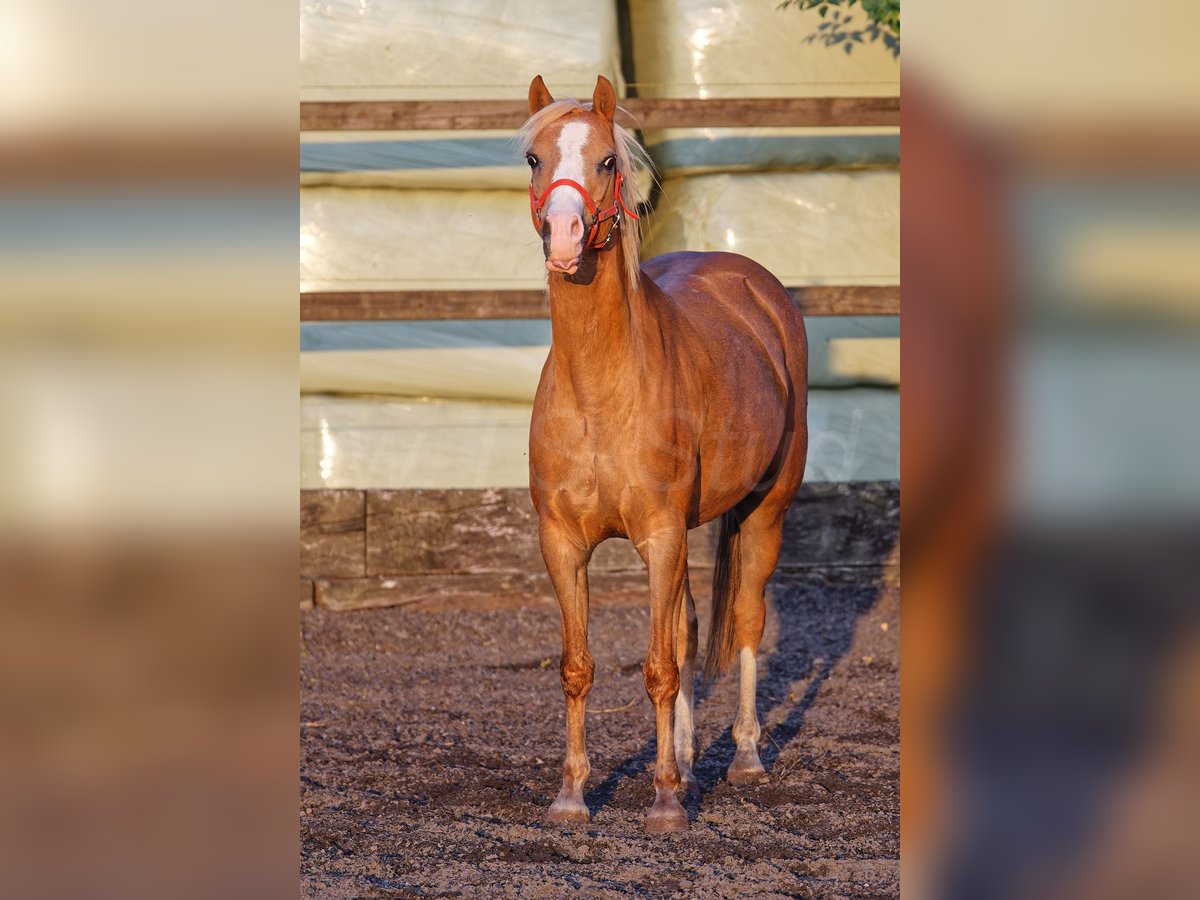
xmin=546 ymin=242 xmax=640 ymax=406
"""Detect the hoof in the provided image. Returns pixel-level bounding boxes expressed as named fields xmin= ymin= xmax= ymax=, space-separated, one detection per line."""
xmin=546 ymin=796 xmax=590 ymax=825
xmin=727 ymin=748 xmax=766 ymax=785
xmin=726 ymin=764 xmax=766 ymax=786
xmin=679 ymin=773 xmax=701 ymax=799
xmin=644 ymin=792 xmax=689 ymax=834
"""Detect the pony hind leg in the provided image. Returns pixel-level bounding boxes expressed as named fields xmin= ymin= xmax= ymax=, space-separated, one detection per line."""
xmin=673 ymin=572 xmax=700 ymax=797
xmin=726 ymin=504 xmax=787 ymax=785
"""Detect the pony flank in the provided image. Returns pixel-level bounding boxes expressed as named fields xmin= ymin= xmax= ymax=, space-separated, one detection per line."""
xmin=524 ymin=75 xmax=808 ymax=835
xmin=516 ymin=96 xmax=654 ymax=293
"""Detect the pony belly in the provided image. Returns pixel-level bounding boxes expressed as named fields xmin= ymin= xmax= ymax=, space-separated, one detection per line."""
xmin=693 ymin=430 xmax=789 ymax=521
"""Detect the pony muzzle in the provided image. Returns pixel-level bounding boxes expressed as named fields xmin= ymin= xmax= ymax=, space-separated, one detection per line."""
xmin=543 ymin=209 xmax=586 ymax=273
xmin=547 ymin=256 xmax=581 ymax=275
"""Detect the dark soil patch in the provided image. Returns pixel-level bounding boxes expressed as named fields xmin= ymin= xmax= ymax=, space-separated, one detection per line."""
xmin=301 ymin=569 xmax=898 ymax=897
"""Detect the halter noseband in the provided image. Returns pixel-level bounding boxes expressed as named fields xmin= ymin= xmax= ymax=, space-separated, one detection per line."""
xmin=529 ymin=169 xmax=639 ymax=251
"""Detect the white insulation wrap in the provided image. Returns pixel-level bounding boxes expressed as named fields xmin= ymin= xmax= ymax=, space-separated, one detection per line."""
xmin=628 ymin=0 xmax=899 ymax=98
xmin=301 ymin=186 xmax=546 ymax=292
xmin=301 ymin=0 xmax=622 ymax=101
xmin=644 ymin=171 xmax=899 ymax=286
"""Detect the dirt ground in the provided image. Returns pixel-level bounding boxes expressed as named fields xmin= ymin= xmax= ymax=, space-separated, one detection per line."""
xmin=300 ymin=567 xmax=898 ymax=898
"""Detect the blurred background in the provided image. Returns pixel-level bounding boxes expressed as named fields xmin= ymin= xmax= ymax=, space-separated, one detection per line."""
xmin=0 ymin=0 xmax=296 ymax=896
xmin=903 ymin=3 xmax=1200 ymax=898
xmin=1 ymin=0 xmax=1198 ymax=897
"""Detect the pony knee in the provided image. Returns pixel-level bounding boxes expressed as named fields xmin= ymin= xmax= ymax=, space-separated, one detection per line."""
xmin=560 ymin=650 xmax=594 ymax=700
xmin=643 ymin=656 xmax=680 ymax=707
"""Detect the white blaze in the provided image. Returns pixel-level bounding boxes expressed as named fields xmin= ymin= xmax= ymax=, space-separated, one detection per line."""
xmin=545 ymin=120 xmax=591 ymax=218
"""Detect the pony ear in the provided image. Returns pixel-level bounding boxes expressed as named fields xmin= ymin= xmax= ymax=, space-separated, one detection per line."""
xmin=592 ymin=75 xmax=617 ymax=125
xmin=528 ymin=75 xmax=554 ymax=115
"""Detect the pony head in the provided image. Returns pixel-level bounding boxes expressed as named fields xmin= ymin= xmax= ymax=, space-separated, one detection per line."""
xmin=517 ymin=75 xmax=652 ymax=291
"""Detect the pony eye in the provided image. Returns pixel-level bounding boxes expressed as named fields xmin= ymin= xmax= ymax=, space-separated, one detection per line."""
xmin=526 ymin=154 xmax=539 ymax=169
xmin=602 ymin=156 xmax=616 ymax=171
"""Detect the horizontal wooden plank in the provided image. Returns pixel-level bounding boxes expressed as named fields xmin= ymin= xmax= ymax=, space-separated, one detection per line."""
xmin=300 ymin=285 xmax=898 ymax=321
xmin=300 ymin=96 xmax=900 ymax=132
xmin=366 ymin=488 xmax=537 ymax=577
xmin=301 ymin=484 xmax=899 ymax=607
xmin=301 ymin=290 xmax=550 ymax=321
xmin=300 ymin=490 xmax=365 ymax=578
xmin=790 ymin=285 xmax=899 ymax=317
xmin=366 ymin=488 xmax=643 ymax=577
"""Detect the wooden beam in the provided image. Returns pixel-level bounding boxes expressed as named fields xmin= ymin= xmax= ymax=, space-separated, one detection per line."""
xmin=790 ymin=284 xmax=900 ymax=317
xmin=302 ymin=483 xmax=900 ymax=609
xmin=301 ymin=289 xmax=550 ymax=321
xmin=300 ymin=96 xmax=900 ymax=132
xmin=300 ymin=285 xmax=898 ymax=321
xmin=300 ymin=490 xmax=366 ymax=578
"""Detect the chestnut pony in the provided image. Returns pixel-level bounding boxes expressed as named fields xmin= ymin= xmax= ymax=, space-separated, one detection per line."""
xmin=522 ymin=75 xmax=808 ymax=833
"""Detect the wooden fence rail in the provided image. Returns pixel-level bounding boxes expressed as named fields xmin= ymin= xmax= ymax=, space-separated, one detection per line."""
xmin=300 ymin=96 xmax=900 ymax=132
xmin=300 ymin=285 xmax=898 ymax=321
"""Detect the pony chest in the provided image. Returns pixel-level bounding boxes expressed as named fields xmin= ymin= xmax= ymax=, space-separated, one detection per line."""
xmin=536 ymin=450 xmax=613 ymax=528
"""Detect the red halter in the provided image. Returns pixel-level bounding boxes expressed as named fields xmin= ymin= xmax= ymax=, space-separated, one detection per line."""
xmin=529 ymin=169 xmax=639 ymax=251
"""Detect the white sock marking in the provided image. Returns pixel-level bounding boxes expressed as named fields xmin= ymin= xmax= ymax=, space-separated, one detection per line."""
xmin=674 ymin=687 xmax=694 ymax=768
xmin=736 ymin=647 xmax=760 ymax=748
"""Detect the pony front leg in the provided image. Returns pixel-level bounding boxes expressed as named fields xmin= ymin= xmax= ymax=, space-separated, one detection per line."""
xmin=638 ymin=526 xmax=690 ymax=834
xmin=540 ymin=520 xmax=595 ymax=825
xmin=674 ymin=573 xmax=699 ymax=797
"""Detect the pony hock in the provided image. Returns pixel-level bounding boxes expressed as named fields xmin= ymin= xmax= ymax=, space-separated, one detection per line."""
xmin=522 ymin=75 xmax=809 ymax=834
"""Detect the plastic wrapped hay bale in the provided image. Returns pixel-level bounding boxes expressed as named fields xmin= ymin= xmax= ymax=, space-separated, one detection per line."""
xmin=302 ymin=0 xmax=622 ymax=101
xmin=301 ymin=186 xmax=545 ymax=293
xmin=643 ymin=171 xmax=899 ymax=286
xmin=300 ymin=186 xmax=549 ymax=398
xmin=642 ymin=170 xmax=900 ymax=387
xmin=628 ymin=0 xmax=899 ymax=175
xmin=627 ymin=0 xmax=898 ymax=99
xmin=300 ymin=321 xmax=550 ymax=402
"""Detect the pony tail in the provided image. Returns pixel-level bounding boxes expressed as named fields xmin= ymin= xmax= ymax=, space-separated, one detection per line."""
xmin=703 ymin=510 xmax=742 ymax=680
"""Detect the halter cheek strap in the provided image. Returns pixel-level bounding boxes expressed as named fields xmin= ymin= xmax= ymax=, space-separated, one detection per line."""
xmin=529 ymin=169 xmax=639 ymax=251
